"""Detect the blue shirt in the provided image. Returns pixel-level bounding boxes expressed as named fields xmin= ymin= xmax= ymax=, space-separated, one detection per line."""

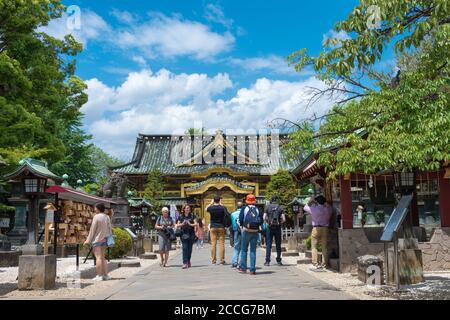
xmin=231 ymin=209 xmax=241 ymax=231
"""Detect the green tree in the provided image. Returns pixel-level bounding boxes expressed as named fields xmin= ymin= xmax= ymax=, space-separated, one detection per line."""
xmin=266 ymin=170 xmax=298 ymax=217
xmin=0 ymin=0 xmax=88 ymax=169
xmin=285 ymin=0 xmax=450 ymax=178
xmin=89 ymin=146 xmax=124 ymax=185
xmin=143 ymin=169 xmax=165 ymax=213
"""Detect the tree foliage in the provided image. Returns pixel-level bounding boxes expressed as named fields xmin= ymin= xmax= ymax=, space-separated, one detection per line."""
xmin=266 ymin=170 xmax=298 ymax=216
xmin=286 ymin=0 xmax=450 ymax=178
xmin=143 ymin=169 xmax=165 ymax=213
xmin=0 ymin=0 xmax=119 ymax=185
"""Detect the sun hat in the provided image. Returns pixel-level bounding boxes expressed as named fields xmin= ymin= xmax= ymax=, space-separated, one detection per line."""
xmin=245 ymin=194 xmax=257 ymax=205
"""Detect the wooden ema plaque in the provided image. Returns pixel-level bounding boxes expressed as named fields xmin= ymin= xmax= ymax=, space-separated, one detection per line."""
xmin=56 ymin=200 xmax=112 ymax=245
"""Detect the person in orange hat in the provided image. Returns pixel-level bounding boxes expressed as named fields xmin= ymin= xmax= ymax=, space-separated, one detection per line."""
xmin=237 ymin=194 xmax=263 ymax=275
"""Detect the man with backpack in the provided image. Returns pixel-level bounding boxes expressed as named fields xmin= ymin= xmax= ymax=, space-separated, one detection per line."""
xmin=238 ymin=194 xmax=263 ymax=275
xmin=264 ymin=196 xmax=286 ymax=266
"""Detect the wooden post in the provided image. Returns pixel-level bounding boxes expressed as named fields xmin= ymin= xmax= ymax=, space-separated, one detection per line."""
xmin=439 ymin=168 xmax=450 ymax=227
xmin=43 ymin=203 xmax=57 ymax=255
xmin=340 ymin=176 xmax=353 ymax=229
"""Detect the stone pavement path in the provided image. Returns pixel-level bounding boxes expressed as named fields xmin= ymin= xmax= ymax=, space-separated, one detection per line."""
xmin=92 ymin=243 xmax=353 ymax=300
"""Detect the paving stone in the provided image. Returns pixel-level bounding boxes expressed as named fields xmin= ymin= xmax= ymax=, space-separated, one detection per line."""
xmin=139 ymin=253 xmax=157 ymax=260
xmin=119 ymin=261 xmax=141 ymax=268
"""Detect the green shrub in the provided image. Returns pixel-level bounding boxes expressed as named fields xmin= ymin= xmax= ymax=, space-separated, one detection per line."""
xmin=109 ymin=227 xmax=133 ymax=259
xmin=305 ymin=235 xmax=322 ymax=252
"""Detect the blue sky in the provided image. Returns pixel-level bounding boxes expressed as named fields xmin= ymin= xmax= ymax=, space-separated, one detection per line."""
xmin=42 ymin=0 xmax=389 ymax=160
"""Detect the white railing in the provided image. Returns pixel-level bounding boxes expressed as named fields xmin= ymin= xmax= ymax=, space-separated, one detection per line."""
xmin=281 ymin=228 xmax=296 ymax=240
xmin=147 ymin=230 xmax=159 ymax=242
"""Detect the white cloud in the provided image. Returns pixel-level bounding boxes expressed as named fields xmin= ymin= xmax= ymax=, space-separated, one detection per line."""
xmin=116 ymin=12 xmax=235 ymax=60
xmin=204 ymin=3 xmax=234 ymax=29
xmin=38 ymin=10 xmax=111 ymax=46
xmin=40 ymin=10 xmax=234 ymax=61
xmin=322 ymin=29 xmax=351 ymax=46
xmin=110 ymin=9 xmax=136 ymax=25
xmin=230 ymin=55 xmax=310 ymax=76
xmin=83 ymin=69 xmax=333 ymax=159
xmin=132 ymin=55 xmax=148 ymax=68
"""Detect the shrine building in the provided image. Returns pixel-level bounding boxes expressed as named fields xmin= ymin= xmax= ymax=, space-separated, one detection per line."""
xmin=112 ymin=130 xmax=301 ymax=225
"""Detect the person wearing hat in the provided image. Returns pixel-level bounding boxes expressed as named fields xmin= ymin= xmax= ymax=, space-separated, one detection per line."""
xmin=238 ymin=194 xmax=263 ymax=275
xmin=303 ymin=195 xmax=333 ymax=271
xmin=155 ymin=207 xmax=175 ymax=267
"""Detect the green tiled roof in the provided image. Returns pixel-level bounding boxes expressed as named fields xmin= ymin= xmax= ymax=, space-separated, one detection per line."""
xmin=113 ymin=134 xmax=303 ymax=176
xmin=4 ymin=158 xmax=61 ymax=181
xmin=128 ymin=198 xmax=153 ymax=208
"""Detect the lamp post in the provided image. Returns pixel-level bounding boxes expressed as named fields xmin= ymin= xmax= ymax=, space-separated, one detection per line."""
xmin=22 ymin=173 xmax=48 ymax=246
xmin=291 ymin=199 xmax=301 ymax=233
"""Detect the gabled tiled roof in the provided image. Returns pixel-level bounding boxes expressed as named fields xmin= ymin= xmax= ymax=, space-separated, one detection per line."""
xmin=4 ymin=158 xmax=61 ymax=181
xmin=113 ymin=133 xmax=303 ymax=175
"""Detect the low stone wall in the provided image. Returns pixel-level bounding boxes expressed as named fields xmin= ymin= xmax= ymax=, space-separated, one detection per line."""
xmin=338 ymin=227 xmax=450 ymax=273
xmin=419 ymin=228 xmax=450 ymax=271
xmin=338 ymin=229 xmax=385 ymax=273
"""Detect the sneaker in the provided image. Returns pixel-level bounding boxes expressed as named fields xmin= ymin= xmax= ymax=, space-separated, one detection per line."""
xmin=250 ymin=271 xmax=256 ymax=275
xmin=264 ymin=262 xmax=270 ymax=266
xmin=188 ymin=262 xmax=192 ymax=268
xmin=92 ymin=275 xmax=104 ymax=282
xmin=182 ymin=264 xmax=188 ymax=269
xmin=102 ymin=275 xmax=112 ymax=281
xmin=309 ymin=265 xmax=319 ymax=271
xmin=277 ymin=261 xmax=283 ymax=266
xmin=238 ymin=268 xmax=247 ymax=274
xmin=212 ymin=261 xmax=216 ymax=265
xmin=231 ymin=264 xmax=238 ymax=268
xmin=220 ymin=261 xmax=226 ymax=265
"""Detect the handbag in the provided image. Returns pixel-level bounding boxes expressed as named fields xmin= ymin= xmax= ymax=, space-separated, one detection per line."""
xmin=168 ymin=228 xmax=176 ymax=241
xmin=106 ymin=234 xmax=115 ymax=247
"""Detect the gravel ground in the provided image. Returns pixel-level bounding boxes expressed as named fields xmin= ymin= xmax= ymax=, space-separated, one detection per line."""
xmin=281 ymin=253 xmax=390 ymax=300
xmin=0 ymin=251 xmax=168 ymax=300
xmin=282 ymin=253 xmax=450 ymax=300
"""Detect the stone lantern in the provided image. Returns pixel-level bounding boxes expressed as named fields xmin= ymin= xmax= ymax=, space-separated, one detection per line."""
xmin=3 ymin=158 xmax=61 ymax=254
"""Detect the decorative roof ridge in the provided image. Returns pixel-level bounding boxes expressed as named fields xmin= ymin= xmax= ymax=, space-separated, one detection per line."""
xmin=186 ymin=175 xmax=254 ymax=191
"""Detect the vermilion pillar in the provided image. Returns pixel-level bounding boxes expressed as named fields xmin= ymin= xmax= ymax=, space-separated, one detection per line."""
xmin=438 ymin=169 xmax=450 ymax=227
xmin=340 ymin=176 xmax=353 ymax=229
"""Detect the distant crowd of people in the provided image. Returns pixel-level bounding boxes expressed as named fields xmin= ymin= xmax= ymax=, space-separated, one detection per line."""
xmin=84 ymin=192 xmax=334 ymax=281
xmin=152 ymin=192 xmax=334 ymax=274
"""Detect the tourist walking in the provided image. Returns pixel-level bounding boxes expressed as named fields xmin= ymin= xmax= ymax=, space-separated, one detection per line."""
xmin=195 ymin=218 xmax=205 ymax=249
xmin=264 ymin=196 xmax=286 ymax=266
xmin=176 ymin=204 xmax=196 ymax=269
xmin=231 ymin=201 xmax=243 ymax=268
xmin=238 ymin=194 xmax=263 ymax=275
xmin=206 ymin=196 xmax=228 ymax=264
xmin=303 ymin=195 xmax=333 ymax=271
xmin=84 ymin=203 xmax=113 ymax=281
xmin=155 ymin=207 xmax=175 ymax=267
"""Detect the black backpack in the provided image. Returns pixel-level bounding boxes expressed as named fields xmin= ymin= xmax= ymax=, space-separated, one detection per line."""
xmin=267 ymin=204 xmax=282 ymax=228
xmin=223 ymin=208 xmax=232 ymax=228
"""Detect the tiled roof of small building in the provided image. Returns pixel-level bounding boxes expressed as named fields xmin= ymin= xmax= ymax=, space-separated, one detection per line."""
xmin=112 ymin=133 xmax=303 ymax=175
xmin=3 ymin=158 xmax=61 ymax=181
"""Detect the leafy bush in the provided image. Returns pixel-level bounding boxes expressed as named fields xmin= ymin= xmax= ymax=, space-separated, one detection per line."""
xmin=305 ymin=235 xmax=322 ymax=252
xmin=109 ymin=227 xmax=133 ymax=259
